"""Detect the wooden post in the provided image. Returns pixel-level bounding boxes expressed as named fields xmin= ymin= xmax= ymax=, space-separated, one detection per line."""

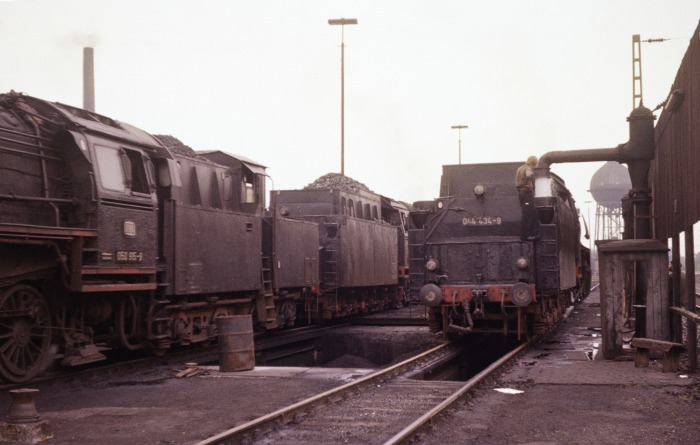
xmin=685 ymin=229 xmax=697 ymax=372
xmin=671 ymin=234 xmax=682 ymax=342
xmin=598 ymin=241 xmax=623 ymax=359
xmin=646 ymin=253 xmax=670 ymax=342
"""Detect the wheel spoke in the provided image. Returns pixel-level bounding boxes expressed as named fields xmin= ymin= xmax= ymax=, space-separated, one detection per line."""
xmin=0 ymin=338 xmax=14 ymax=354
xmin=5 ymin=342 xmax=20 ymax=368
xmin=3 ymin=341 xmax=32 ymax=374
xmin=26 ymin=337 xmax=48 ymax=360
xmin=0 ymin=285 xmax=51 ymax=382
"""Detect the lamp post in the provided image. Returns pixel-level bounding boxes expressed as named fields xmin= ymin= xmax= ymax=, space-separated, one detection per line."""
xmin=451 ymin=124 xmax=468 ymax=164
xmin=585 ymin=200 xmax=593 ymax=252
xmin=328 ymin=18 xmax=358 ymax=176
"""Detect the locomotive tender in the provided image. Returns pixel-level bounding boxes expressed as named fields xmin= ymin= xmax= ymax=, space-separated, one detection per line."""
xmin=0 ymin=91 xmax=406 ymax=383
xmin=271 ymin=186 xmax=409 ymax=320
xmin=410 ymin=162 xmax=591 ymax=339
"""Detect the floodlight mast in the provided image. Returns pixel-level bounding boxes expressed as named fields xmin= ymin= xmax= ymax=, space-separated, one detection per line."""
xmin=328 ymin=18 xmax=358 ymax=176
xmin=451 ymin=124 xmax=468 ymax=164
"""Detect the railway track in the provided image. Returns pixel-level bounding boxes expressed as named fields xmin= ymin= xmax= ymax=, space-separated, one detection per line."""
xmin=195 ymin=340 xmax=530 ymax=445
xmin=0 ymin=324 xmax=337 ymax=391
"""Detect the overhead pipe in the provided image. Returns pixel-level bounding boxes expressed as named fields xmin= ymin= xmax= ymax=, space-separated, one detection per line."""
xmin=534 ymin=104 xmax=656 ymax=238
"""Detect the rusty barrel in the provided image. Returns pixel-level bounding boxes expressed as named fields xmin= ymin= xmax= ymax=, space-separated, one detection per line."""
xmin=216 ymin=315 xmax=255 ymax=372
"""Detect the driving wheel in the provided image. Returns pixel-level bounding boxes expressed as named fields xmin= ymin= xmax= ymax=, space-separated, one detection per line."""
xmin=0 ymin=285 xmax=52 ymax=383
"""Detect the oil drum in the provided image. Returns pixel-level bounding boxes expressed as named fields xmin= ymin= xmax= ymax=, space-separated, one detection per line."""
xmin=216 ymin=315 xmax=255 ymax=372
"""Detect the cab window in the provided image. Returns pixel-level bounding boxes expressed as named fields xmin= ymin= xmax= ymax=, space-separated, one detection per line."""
xmin=95 ymin=145 xmax=125 ymax=191
xmin=94 ymin=145 xmax=150 ymax=194
xmin=123 ymin=149 xmax=150 ymax=194
xmin=241 ymin=172 xmax=256 ymax=204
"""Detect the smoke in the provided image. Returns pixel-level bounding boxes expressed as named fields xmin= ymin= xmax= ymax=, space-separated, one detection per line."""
xmin=57 ymin=31 xmax=99 ymax=48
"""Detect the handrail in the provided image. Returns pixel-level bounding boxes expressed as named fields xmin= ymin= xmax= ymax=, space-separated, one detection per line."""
xmin=670 ymin=306 xmax=700 ymax=323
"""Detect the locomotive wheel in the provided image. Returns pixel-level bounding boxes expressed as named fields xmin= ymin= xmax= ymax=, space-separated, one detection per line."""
xmin=149 ymin=339 xmax=170 ymax=357
xmin=118 ymin=295 xmax=147 ymax=351
xmin=151 ymin=347 xmax=169 ymax=357
xmin=0 ymin=285 xmax=52 ymax=383
xmin=278 ymin=300 xmax=297 ymax=328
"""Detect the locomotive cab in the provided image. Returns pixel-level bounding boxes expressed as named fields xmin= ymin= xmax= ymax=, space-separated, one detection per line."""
xmin=0 ymin=93 xmax=171 ymax=380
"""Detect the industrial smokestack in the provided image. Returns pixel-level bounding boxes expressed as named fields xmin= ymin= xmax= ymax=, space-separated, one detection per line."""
xmin=83 ymin=47 xmax=95 ymax=112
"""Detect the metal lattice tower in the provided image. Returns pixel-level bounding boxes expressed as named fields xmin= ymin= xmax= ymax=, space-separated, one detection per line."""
xmin=632 ymin=34 xmax=643 ymax=109
xmin=595 ymin=205 xmax=625 ymax=241
xmin=632 ymin=34 xmax=671 ymax=110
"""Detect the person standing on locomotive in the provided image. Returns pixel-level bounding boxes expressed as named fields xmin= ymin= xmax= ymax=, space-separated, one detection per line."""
xmin=515 ymin=155 xmax=539 ymax=241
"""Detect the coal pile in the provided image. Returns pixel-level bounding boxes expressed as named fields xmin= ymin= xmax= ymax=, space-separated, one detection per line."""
xmin=154 ymin=134 xmax=197 ymax=158
xmin=305 ymin=173 xmax=373 ymax=193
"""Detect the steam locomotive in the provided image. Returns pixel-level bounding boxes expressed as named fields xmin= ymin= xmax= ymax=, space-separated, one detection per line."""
xmin=409 ymin=162 xmax=591 ymax=339
xmin=0 ymin=91 xmax=407 ymax=383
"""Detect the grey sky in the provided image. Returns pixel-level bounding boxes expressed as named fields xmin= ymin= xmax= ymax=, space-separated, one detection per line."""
xmin=1 ymin=0 xmax=699 ymax=244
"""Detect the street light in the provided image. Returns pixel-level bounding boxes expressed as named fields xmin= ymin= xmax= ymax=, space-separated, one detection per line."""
xmin=328 ymin=18 xmax=358 ymax=176
xmin=451 ymin=124 xmax=468 ymax=164
xmin=584 ymin=200 xmax=593 ymax=252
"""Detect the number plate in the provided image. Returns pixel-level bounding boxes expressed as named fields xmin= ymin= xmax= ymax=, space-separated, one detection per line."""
xmin=116 ymin=251 xmax=144 ymax=263
xmin=462 ymin=217 xmax=502 ymax=226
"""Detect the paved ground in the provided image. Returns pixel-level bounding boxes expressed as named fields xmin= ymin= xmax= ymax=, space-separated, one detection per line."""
xmin=424 ymin=287 xmax=700 ymax=445
xmin=1 ymin=289 xmax=698 ymax=445
xmin=0 ymin=326 xmax=437 ymax=445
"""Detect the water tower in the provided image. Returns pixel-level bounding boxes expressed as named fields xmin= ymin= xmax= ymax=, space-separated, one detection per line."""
xmin=589 ymin=161 xmax=632 ymax=241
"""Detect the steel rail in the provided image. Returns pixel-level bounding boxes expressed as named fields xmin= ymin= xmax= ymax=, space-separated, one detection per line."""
xmin=383 ymin=339 xmax=530 ymax=445
xmin=194 ymin=342 xmax=451 ymax=445
xmin=0 ymin=323 xmax=341 ymax=389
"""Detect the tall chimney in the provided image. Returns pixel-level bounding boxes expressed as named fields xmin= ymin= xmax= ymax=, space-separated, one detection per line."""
xmin=83 ymin=47 xmax=95 ymax=112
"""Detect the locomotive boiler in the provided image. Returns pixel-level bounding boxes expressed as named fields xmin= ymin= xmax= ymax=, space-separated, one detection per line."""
xmin=409 ymin=162 xmax=591 ymax=339
xmin=0 ymin=92 xmax=319 ymax=382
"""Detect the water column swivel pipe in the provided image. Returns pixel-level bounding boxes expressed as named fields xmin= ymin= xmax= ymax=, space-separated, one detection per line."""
xmin=534 ymin=104 xmax=656 ymax=239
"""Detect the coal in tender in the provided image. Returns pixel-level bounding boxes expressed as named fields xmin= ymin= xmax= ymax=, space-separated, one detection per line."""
xmin=304 ymin=173 xmax=373 ymax=193
xmin=154 ymin=134 xmax=197 ymax=158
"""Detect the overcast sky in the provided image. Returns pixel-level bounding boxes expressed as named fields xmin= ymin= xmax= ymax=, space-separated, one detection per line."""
xmin=1 ymin=1 xmax=699 ymax=244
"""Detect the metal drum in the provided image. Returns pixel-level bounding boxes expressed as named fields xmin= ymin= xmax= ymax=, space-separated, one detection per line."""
xmin=216 ymin=316 xmax=255 ymax=372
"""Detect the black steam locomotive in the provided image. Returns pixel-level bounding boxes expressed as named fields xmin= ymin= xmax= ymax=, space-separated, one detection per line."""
xmin=0 ymin=91 xmax=407 ymax=382
xmin=409 ymin=162 xmax=591 ymax=339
